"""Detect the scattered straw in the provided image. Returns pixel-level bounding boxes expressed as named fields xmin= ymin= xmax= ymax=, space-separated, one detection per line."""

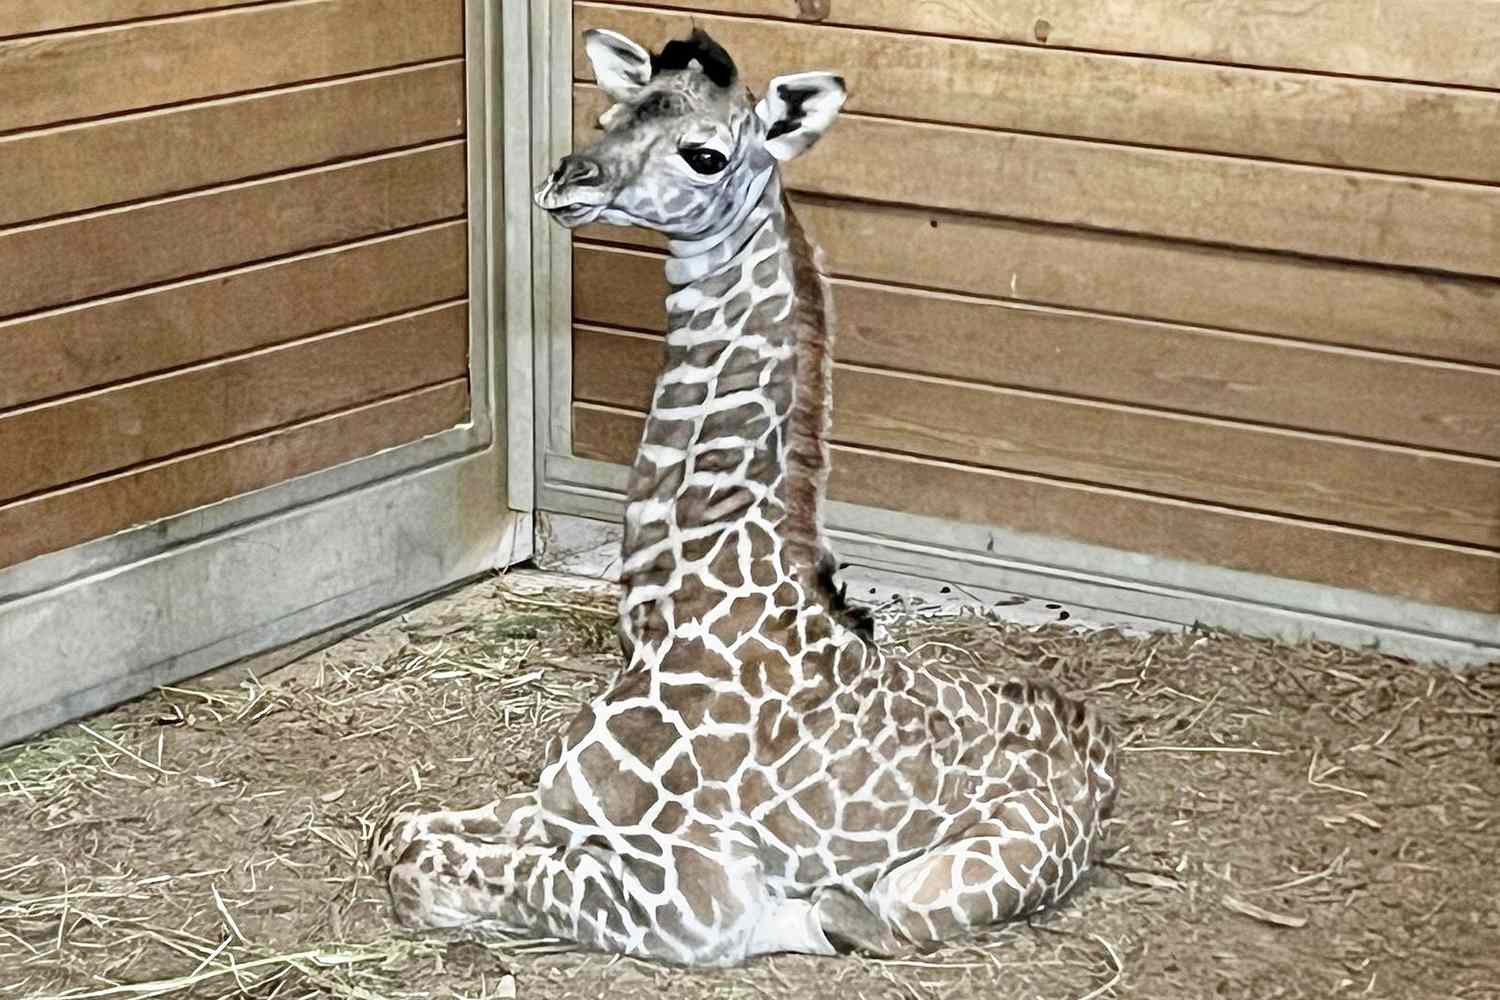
xmin=1073 ymin=935 xmax=1123 ymax=1000
xmin=1120 ymin=745 xmax=1283 ymax=756
xmin=27 ymin=945 xmax=387 ymax=1000
xmin=1220 ymin=896 xmax=1308 ymax=929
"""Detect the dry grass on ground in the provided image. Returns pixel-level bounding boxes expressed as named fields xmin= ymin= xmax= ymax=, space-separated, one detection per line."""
xmin=2 ymin=573 xmax=1497 ymax=1000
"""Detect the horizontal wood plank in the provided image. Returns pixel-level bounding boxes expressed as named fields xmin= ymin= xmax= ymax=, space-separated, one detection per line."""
xmin=572 ymin=325 xmax=662 ymax=407
xmin=0 ymin=2 xmax=252 ymax=38
xmin=573 ymin=326 xmax=1500 ymax=548
xmin=0 ymin=380 xmax=469 ymax=569
xmin=573 ymin=244 xmax=1500 ymax=458
xmin=576 ymin=5 xmax=1500 ymax=182
xmin=831 ymin=446 xmax=1500 ymax=618
xmin=0 ymin=0 xmax=463 ymax=133
xmin=577 ymin=198 xmax=1500 ymax=368
xmin=583 ymin=0 xmax=1500 ymax=91
xmin=574 ymin=404 xmax=649 ymax=470
xmin=0 ymin=142 xmax=465 ymax=320
xmin=576 ymin=85 xmax=1500 ymax=279
xmin=0 ymin=303 xmax=469 ymax=502
xmin=0 ymin=223 xmax=467 ymax=410
xmin=0 ymin=62 xmax=465 ymax=227
xmin=833 ymin=369 xmax=1500 ymax=551
xmin=572 ymin=404 xmax=1500 ymax=614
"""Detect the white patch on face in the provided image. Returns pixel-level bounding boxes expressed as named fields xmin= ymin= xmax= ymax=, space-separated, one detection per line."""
xmin=680 ymin=122 xmax=733 ymax=156
xmin=598 ymin=104 xmax=632 ymax=132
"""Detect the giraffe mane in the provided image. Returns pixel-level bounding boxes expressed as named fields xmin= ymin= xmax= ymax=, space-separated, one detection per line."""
xmin=780 ymin=194 xmax=836 ymax=591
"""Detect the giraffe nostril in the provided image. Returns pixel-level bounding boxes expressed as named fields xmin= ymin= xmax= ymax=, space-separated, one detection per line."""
xmin=554 ymin=155 xmax=601 ymax=189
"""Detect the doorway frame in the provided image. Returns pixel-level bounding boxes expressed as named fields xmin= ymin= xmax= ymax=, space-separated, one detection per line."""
xmin=0 ymin=0 xmax=538 ymax=745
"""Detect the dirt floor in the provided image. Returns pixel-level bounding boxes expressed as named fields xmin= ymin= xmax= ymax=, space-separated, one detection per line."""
xmin=2 ymin=571 xmax=1498 ymax=1000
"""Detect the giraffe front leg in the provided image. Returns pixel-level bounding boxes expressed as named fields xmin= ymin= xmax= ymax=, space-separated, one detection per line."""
xmin=369 ymin=792 xmax=535 ymax=871
xmin=388 ymin=831 xmax=827 ymax=965
xmin=388 ymin=832 xmax=645 ymax=952
xmin=868 ymin=788 xmax=1093 ymax=948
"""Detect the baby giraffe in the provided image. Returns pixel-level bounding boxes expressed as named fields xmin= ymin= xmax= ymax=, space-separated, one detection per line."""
xmin=370 ymin=27 xmax=1119 ymax=966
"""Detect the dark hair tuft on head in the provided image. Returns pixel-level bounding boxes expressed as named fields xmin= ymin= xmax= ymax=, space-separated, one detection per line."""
xmin=651 ymin=28 xmax=737 ymax=88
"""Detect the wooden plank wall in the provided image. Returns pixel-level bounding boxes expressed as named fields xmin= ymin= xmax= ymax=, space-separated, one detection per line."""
xmin=0 ymin=0 xmax=471 ymax=569
xmin=566 ymin=1 xmax=1500 ymax=616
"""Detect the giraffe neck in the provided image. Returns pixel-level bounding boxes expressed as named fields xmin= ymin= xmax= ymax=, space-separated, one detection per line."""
xmin=618 ymin=171 xmax=835 ymax=655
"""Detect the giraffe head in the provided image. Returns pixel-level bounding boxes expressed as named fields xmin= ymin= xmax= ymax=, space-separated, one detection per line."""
xmin=535 ymin=27 xmax=846 ymax=239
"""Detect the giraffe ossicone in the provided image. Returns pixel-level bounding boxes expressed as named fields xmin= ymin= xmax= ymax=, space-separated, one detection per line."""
xmin=370 ymin=27 xmax=1120 ymax=967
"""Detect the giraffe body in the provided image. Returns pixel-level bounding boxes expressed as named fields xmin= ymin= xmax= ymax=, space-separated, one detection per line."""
xmin=372 ymin=28 xmax=1118 ymax=966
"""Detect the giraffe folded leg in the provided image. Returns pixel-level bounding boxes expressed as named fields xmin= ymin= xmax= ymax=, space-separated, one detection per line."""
xmin=370 ymin=792 xmax=534 ymax=870
xmin=387 ymin=830 xmax=835 ymax=965
xmin=388 ymin=833 xmax=641 ymax=948
xmin=810 ymin=885 xmax=903 ymax=958
xmin=868 ymin=788 xmax=1093 ymax=948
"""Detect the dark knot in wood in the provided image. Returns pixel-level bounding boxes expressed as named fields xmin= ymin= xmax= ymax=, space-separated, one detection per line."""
xmin=796 ymin=0 xmax=831 ymax=22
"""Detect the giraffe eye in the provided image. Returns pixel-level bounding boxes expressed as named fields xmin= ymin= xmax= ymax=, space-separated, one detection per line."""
xmin=681 ymin=147 xmax=727 ymax=175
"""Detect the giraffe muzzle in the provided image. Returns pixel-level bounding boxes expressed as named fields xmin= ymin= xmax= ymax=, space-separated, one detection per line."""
xmin=534 ymin=155 xmax=609 ymax=225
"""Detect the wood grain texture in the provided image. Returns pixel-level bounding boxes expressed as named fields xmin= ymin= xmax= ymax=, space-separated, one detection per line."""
xmin=830 ymin=447 xmax=1500 ymax=617
xmin=832 ymin=368 xmax=1500 ymax=551
xmin=0 ymin=142 xmax=465 ymax=320
xmin=0 ymin=380 xmax=469 ymax=569
xmin=573 ymin=403 xmax=650 ymax=470
xmin=573 ymin=326 xmax=1500 ymax=548
xmin=0 ymin=2 xmax=251 ymax=37
xmin=572 ymin=325 xmax=662 ymax=408
xmin=0 ymin=223 xmax=467 ymax=410
xmin=577 ymin=197 xmax=1500 ymax=367
xmin=572 ymin=404 xmax=1500 ymax=614
xmin=583 ymin=0 xmax=1500 ymax=91
xmin=0 ymin=0 xmax=463 ymax=133
xmin=576 ymin=86 xmax=1500 ymax=279
xmin=576 ymin=5 xmax=1500 ymax=182
xmin=573 ymin=244 xmax=1500 ymax=457
xmin=0 ymin=62 xmax=465 ymax=227
xmin=0 ymin=303 xmax=468 ymax=503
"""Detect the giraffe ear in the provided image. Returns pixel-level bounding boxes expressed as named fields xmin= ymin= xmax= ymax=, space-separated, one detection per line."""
xmin=583 ymin=29 xmax=652 ymax=103
xmin=754 ymin=72 xmax=847 ymax=162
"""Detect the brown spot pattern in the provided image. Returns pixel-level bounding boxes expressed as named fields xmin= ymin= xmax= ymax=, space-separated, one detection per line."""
xmin=695 ymin=733 xmax=749 ymax=782
xmin=580 ymin=744 xmax=656 ymax=826
xmin=605 ymin=704 xmax=679 ymax=766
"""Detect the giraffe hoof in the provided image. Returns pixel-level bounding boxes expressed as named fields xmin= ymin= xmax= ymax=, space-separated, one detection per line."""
xmin=813 ymin=887 xmax=903 ymax=959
